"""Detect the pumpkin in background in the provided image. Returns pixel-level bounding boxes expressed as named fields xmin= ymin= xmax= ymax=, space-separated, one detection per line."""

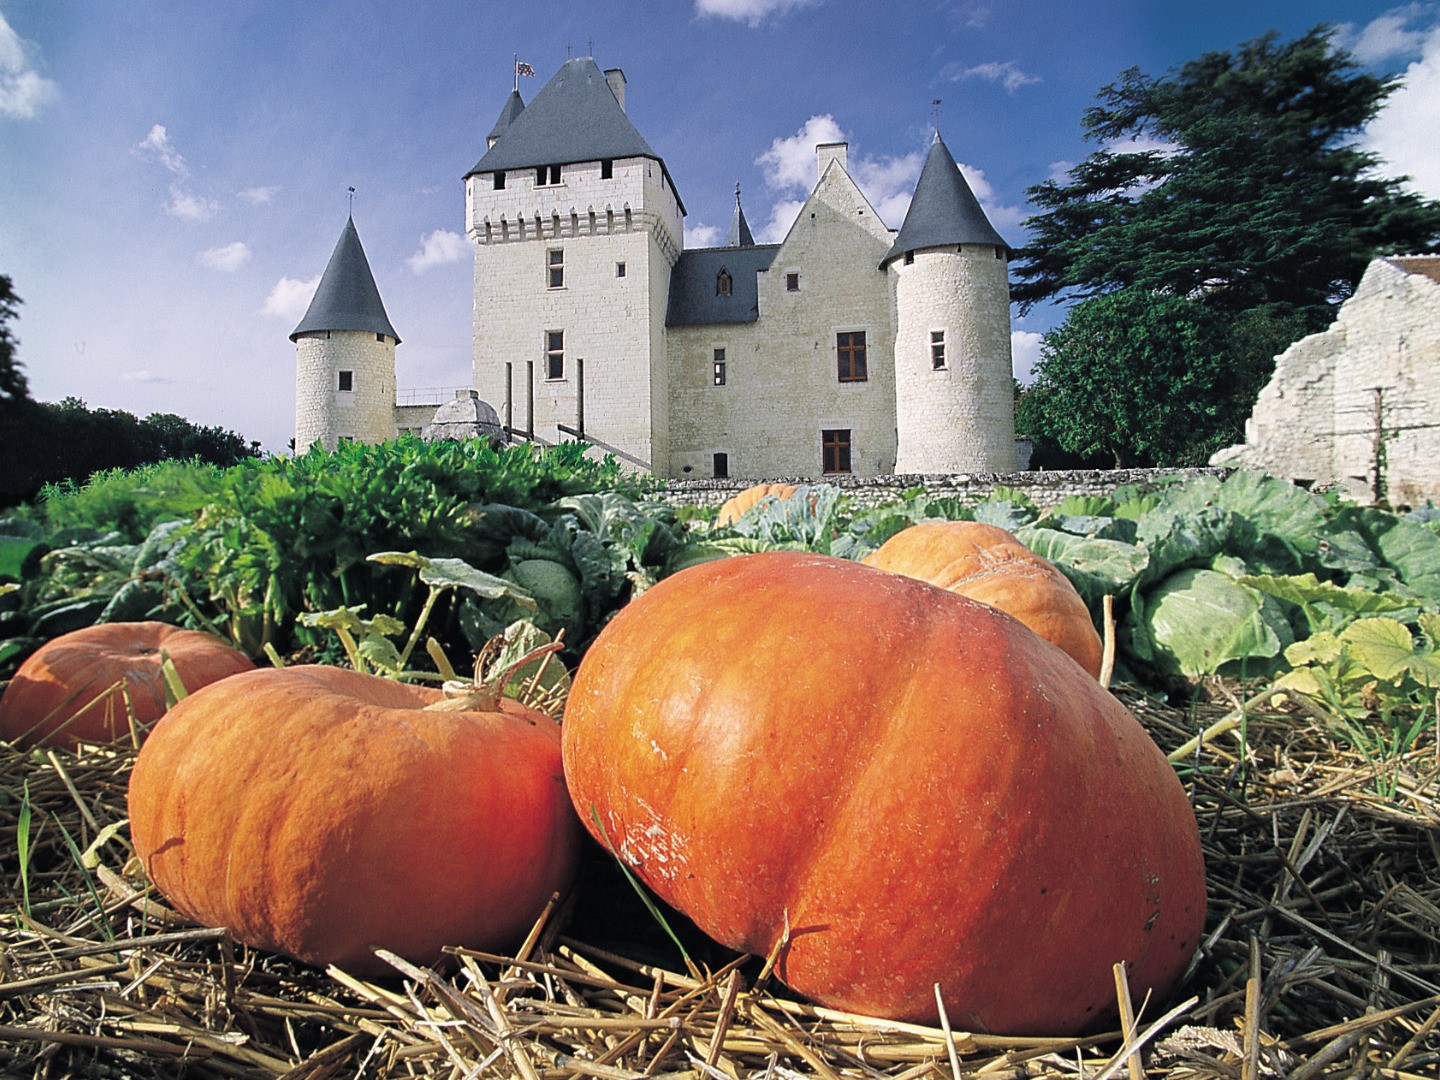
xmin=128 ymin=664 xmax=581 ymax=977
xmin=0 ymin=621 xmax=255 ymax=749
xmin=863 ymin=520 xmax=1104 ymax=678
xmin=715 ymin=482 xmax=799 ymax=526
xmin=562 ymin=552 xmax=1205 ymax=1035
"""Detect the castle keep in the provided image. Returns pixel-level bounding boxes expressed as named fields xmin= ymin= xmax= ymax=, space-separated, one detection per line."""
xmin=296 ymin=57 xmax=1016 ymax=479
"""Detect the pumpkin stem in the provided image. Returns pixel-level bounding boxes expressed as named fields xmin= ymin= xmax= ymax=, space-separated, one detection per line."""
xmin=423 ymin=636 xmax=565 ymax=713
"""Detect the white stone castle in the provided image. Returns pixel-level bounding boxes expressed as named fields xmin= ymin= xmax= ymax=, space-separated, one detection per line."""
xmin=293 ymin=57 xmax=1016 ymax=479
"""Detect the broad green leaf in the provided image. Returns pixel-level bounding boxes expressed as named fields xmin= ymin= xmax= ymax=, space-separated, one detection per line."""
xmin=1284 ymin=631 xmax=1343 ymax=667
xmin=1015 ymin=526 xmax=1149 ymax=606
xmin=1239 ymin=573 xmax=1417 ymax=630
xmin=1374 ymin=518 xmax=1440 ymax=602
xmin=1130 ymin=567 xmax=1285 ymax=677
xmin=357 ymin=634 xmax=404 ymax=673
xmin=1212 ymin=471 xmax=1326 ymax=559
xmin=420 ymin=557 xmax=535 ymax=607
xmin=491 ymin=620 xmax=571 ymax=697
xmin=1339 ymin=618 xmax=1418 ymax=682
xmin=971 ymin=500 xmax=1036 ymax=532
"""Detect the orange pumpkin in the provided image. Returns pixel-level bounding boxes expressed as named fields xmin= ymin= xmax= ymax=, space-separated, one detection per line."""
xmin=562 ymin=552 xmax=1204 ymax=1035
xmin=0 ymin=621 xmax=255 ymax=749
xmin=863 ymin=520 xmax=1104 ymax=678
xmin=715 ymin=483 xmax=800 ymax=526
xmin=128 ymin=665 xmax=581 ymax=977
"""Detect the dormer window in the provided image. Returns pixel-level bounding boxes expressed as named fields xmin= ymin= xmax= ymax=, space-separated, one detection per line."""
xmin=716 ymin=268 xmax=732 ymax=296
xmin=536 ymin=164 xmax=561 ymax=186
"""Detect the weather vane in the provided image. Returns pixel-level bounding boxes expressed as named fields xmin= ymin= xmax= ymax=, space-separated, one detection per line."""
xmin=347 ymin=186 xmax=355 ymax=214
xmin=932 ymin=99 xmax=942 ymax=131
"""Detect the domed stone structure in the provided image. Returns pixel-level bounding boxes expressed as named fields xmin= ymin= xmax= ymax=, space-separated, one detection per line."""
xmin=423 ymin=389 xmax=505 ymax=445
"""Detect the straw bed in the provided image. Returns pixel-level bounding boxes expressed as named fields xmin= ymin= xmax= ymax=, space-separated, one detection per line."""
xmin=2 ymin=685 xmax=1437 ymax=1078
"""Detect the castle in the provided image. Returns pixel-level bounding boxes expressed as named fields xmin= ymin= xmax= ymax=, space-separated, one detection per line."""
xmin=293 ymin=57 xmax=1016 ymax=479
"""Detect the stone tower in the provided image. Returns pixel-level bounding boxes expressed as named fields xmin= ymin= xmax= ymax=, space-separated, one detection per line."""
xmin=291 ymin=216 xmax=401 ymax=453
xmin=883 ymin=133 xmax=1014 ymax=473
xmin=463 ymin=58 xmax=685 ymax=473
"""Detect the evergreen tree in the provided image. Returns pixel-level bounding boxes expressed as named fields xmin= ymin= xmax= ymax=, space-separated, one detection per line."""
xmin=1013 ymin=27 xmax=1440 ymax=331
xmin=0 ymin=275 xmax=28 ymax=403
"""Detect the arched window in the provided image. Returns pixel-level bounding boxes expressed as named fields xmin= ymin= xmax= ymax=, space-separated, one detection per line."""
xmin=716 ymin=268 xmax=732 ymax=296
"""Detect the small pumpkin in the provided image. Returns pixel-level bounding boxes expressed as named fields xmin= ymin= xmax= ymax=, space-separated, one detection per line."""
xmin=128 ymin=664 xmax=581 ymax=977
xmin=715 ymin=483 xmax=799 ymax=526
xmin=863 ymin=520 xmax=1104 ymax=678
xmin=0 ymin=621 xmax=255 ymax=749
xmin=562 ymin=552 xmax=1205 ymax=1035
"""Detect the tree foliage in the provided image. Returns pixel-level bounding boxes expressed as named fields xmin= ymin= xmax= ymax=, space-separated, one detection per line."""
xmin=1016 ymin=289 xmax=1279 ymax=468
xmin=1013 ymin=27 xmax=1440 ymax=330
xmin=0 ymin=275 xmax=28 ymax=404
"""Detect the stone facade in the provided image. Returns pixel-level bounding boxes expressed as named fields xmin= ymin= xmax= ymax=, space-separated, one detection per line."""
xmin=1213 ymin=256 xmax=1440 ymax=507
xmin=294 ymin=330 xmax=398 ymax=453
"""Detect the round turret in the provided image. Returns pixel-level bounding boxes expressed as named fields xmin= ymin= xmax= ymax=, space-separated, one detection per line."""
xmin=292 ymin=217 xmax=400 ymax=453
xmin=885 ymin=135 xmax=1015 ymax=473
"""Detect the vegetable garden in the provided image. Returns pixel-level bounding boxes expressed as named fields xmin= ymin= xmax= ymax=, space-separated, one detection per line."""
xmin=1 ymin=438 xmax=1437 ymax=1077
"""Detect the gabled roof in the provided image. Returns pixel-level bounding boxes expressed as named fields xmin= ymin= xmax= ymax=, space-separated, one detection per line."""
xmin=667 ymin=245 xmax=779 ymax=326
xmin=290 ymin=217 xmax=400 ymax=343
xmin=725 ymin=185 xmax=755 ymax=248
xmin=881 ymin=133 xmax=1006 ymax=268
xmin=488 ymin=89 xmax=525 ymax=143
xmin=465 ymin=57 xmax=684 ymax=211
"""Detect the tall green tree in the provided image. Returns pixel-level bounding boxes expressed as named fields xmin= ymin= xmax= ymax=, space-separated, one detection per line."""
xmin=1014 ymin=27 xmax=1440 ymax=331
xmin=0 ymin=275 xmax=28 ymax=403
xmin=1017 ymin=289 xmax=1268 ymax=468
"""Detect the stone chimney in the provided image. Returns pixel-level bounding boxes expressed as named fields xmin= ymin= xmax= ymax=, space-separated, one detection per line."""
xmin=605 ymin=68 xmax=627 ymax=113
xmin=816 ymin=141 xmax=848 ymax=180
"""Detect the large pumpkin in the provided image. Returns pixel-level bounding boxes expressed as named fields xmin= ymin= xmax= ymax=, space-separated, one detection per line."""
xmin=863 ymin=520 xmax=1104 ymax=678
xmin=128 ymin=664 xmax=581 ymax=977
xmin=0 ymin=621 xmax=255 ymax=749
xmin=562 ymin=552 xmax=1205 ymax=1035
xmin=715 ymin=483 xmax=799 ymax=526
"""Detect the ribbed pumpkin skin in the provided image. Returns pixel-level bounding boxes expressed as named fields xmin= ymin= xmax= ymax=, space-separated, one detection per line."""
xmin=128 ymin=665 xmax=581 ymax=977
xmin=0 ymin=621 xmax=255 ymax=749
xmin=562 ymin=552 xmax=1205 ymax=1035
xmin=863 ymin=521 xmax=1104 ymax=679
xmin=715 ymin=483 xmax=799 ymax=526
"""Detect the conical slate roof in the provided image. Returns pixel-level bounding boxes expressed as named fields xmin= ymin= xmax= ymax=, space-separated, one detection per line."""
xmin=465 ymin=57 xmax=685 ymax=213
xmin=725 ymin=184 xmax=755 ymax=248
xmin=881 ymin=133 xmax=1006 ymax=268
xmin=488 ymin=89 xmax=525 ymax=144
xmin=290 ymin=217 xmax=400 ymax=343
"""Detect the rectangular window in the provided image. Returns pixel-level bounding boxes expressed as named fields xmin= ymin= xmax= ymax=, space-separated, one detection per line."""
xmin=931 ymin=330 xmax=946 ymax=369
xmin=536 ymin=164 xmax=561 ymax=186
xmin=713 ymin=452 xmax=729 ymax=478
xmin=548 ymin=248 xmax=564 ymax=289
xmin=546 ymin=331 xmax=564 ymax=380
xmin=837 ymin=331 xmax=868 ymax=382
xmin=713 ymin=348 xmax=727 ymax=386
xmin=822 ymin=429 xmax=852 ymax=474
xmin=616 ymin=262 xmax=626 ymax=278
xmin=786 ymin=272 xmax=800 ymax=292
xmin=493 ymin=171 xmax=506 ymax=190
xmin=601 ymin=159 xmax=614 ymax=179
xmin=337 ymin=370 xmax=353 ymax=392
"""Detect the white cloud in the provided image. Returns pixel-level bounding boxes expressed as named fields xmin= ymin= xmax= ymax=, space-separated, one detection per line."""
xmin=408 ymin=229 xmax=467 ymax=273
xmin=118 ymin=370 xmax=173 ymax=384
xmin=694 ymin=0 xmax=821 ymax=27
xmin=755 ymin=197 xmax=807 ymax=244
xmin=855 ymin=152 xmax=925 ymax=230
xmin=200 ymin=242 xmax=251 ymax=272
xmin=264 ymin=275 xmax=321 ymax=321
xmin=238 ymin=185 xmax=280 ymax=205
xmin=1011 ymin=330 xmax=1043 ymax=384
xmin=685 ymin=222 xmax=723 ymax=248
xmin=1362 ymin=19 xmax=1440 ymax=200
xmin=135 ymin=123 xmax=188 ymax=176
xmin=0 ymin=12 xmax=59 ymax=119
xmin=757 ymin=115 xmax=846 ymax=190
xmin=1337 ymin=4 xmax=1434 ymax=64
xmin=952 ymin=60 xmax=1041 ymax=94
xmin=166 ymin=187 xmax=218 ymax=222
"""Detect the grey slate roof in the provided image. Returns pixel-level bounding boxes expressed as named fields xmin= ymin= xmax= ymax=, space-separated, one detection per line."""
xmin=466 ymin=57 xmax=685 ymax=213
xmin=666 ymin=245 xmax=779 ymax=326
xmin=881 ymin=133 xmax=1007 ymax=268
xmin=725 ymin=187 xmax=755 ymax=248
xmin=290 ymin=217 xmax=400 ymax=343
xmin=488 ymin=90 xmax=525 ymax=143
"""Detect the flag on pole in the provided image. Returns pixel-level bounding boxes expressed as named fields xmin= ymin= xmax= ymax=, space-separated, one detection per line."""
xmin=516 ymin=61 xmax=535 ymax=77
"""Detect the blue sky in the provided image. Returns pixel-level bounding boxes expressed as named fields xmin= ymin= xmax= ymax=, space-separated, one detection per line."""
xmin=2 ymin=0 xmax=1438 ymax=453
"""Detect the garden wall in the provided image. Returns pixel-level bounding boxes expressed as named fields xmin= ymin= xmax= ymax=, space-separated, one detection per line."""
xmin=659 ymin=467 xmax=1232 ymax=511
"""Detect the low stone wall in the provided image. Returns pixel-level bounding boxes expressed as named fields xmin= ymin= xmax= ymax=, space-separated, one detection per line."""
xmin=658 ymin=468 xmax=1231 ymax=511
